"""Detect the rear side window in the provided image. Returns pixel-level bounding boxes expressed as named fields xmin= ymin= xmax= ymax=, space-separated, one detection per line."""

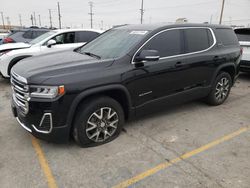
xmin=215 ymin=28 xmax=239 ymax=46
xmin=23 ymin=30 xmax=33 ymax=39
xmin=184 ymin=28 xmax=213 ymax=53
xmin=75 ymin=31 xmax=100 ymax=43
xmin=32 ymin=31 xmax=48 ymax=39
xmin=234 ymin=29 xmax=250 ymax=42
xmin=141 ymin=29 xmax=183 ymax=57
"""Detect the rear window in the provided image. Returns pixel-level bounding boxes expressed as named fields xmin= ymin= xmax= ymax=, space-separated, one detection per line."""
xmin=215 ymin=28 xmax=239 ymax=46
xmin=234 ymin=29 xmax=250 ymax=42
xmin=184 ymin=28 xmax=213 ymax=53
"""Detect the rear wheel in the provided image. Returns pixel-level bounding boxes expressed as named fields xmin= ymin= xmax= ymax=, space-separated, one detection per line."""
xmin=205 ymin=72 xmax=232 ymax=106
xmin=73 ymin=96 xmax=124 ymax=147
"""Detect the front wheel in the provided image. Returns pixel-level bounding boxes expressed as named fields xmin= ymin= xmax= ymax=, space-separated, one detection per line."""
xmin=73 ymin=96 xmax=124 ymax=147
xmin=205 ymin=72 xmax=232 ymax=106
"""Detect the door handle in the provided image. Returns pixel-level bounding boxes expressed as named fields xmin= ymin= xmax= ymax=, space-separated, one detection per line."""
xmin=213 ymin=56 xmax=220 ymax=61
xmin=175 ymin=61 xmax=183 ymax=68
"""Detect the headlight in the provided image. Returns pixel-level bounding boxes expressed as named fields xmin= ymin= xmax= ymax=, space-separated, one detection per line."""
xmin=30 ymin=85 xmax=65 ymax=99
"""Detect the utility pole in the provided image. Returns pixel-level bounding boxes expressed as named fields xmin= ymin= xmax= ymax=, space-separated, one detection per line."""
xmin=140 ymin=0 xmax=145 ymax=24
xmin=30 ymin=14 xmax=34 ymax=25
xmin=33 ymin=12 xmax=37 ymax=26
xmin=49 ymin=9 xmax=52 ymax=28
xmin=210 ymin=15 xmax=213 ymax=24
xmin=57 ymin=2 xmax=62 ymax=29
xmin=88 ymin=1 xmax=94 ymax=29
xmin=38 ymin=14 xmax=41 ymax=27
xmin=19 ymin=14 xmax=22 ymax=27
xmin=6 ymin=16 xmax=11 ymax=29
xmin=101 ymin=20 xmax=103 ymax=30
xmin=0 ymin=12 xmax=5 ymax=29
xmin=219 ymin=0 xmax=225 ymax=24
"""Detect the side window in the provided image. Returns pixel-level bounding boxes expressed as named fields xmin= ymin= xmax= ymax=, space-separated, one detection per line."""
xmin=75 ymin=31 xmax=100 ymax=43
xmin=23 ymin=30 xmax=33 ymax=39
xmin=51 ymin=32 xmax=75 ymax=44
xmin=215 ymin=28 xmax=239 ymax=46
xmin=141 ymin=29 xmax=183 ymax=57
xmin=184 ymin=28 xmax=213 ymax=53
xmin=63 ymin=32 xmax=75 ymax=44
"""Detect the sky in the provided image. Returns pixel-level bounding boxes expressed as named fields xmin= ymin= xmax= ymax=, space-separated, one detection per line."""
xmin=1 ymin=0 xmax=250 ymax=29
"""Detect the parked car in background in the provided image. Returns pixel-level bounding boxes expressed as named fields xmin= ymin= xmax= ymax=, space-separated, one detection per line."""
xmin=0 ymin=32 xmax=9 ymax=43
xmin=0 ymin=28 xmax=50 ymax=44
xmin=0 ymin=29 xmax=103 ymax=77
xmin=10 ymin=24 xmax=241 ymax=147
xmin=235 ymin=28 xmax=250 ymax=72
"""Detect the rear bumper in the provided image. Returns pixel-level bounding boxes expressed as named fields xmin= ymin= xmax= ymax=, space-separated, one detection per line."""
xmin=240 ymin=60 xmax=250 ymax=72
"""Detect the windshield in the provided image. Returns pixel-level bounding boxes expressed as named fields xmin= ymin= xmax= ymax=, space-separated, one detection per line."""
xmin=79 ymin=29 xmax=149 ymax=59
xmin=29 ymin=31 xmax=56 ymax=45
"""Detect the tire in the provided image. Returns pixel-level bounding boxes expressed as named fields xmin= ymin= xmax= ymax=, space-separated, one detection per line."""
xmin=205 ymin=72 xmax=232 ymax=106
xmin=73 ymin=96 xmax=125 ymax=147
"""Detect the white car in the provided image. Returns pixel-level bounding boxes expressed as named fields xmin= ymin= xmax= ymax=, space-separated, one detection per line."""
xmin=235 ymin=28 xmax=250 ymax=72
xmin=0 ymin=29 xmax=103 ymax=78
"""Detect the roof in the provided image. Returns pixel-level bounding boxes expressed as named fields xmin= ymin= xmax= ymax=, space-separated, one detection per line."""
xmin=114 ymin=23 xmax=232 ymax=31
xmin=53 ymin=28 xmax=104 ymax=34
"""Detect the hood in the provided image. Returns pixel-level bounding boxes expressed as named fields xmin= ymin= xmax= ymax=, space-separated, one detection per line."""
xmin=12 ymin=50 xmax=113 ymax=84
xmin=0 ymin=42 xmax=31 ymax=52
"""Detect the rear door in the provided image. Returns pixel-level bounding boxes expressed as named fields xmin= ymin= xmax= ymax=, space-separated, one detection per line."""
xmin=182 ymin=27 xmax=216 ymax=87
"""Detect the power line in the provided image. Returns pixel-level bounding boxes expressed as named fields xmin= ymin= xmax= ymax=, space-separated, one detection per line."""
xmin=88 ymin=1 xmax=94 ymax=29
xmin=219 ymin=0 xmax=225 ymax=24
xmin=0 ymin=12 xmax=5 ymax=29
xmin=57 ymin=2 xmax=62 ymax=29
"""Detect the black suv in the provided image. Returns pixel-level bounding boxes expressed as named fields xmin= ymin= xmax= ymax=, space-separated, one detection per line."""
xmin=11 ymin=24 xmax=241 ymax=147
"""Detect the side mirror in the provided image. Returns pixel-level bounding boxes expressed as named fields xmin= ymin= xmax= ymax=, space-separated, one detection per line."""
xmin=135 ymin=50 xmax=160 ymax=63
xmin=47 ymin=39 xmax=57 ymax=48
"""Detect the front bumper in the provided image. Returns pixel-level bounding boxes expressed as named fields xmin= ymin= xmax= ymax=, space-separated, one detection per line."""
xmin=11 ymin=97 xmax=71 ymax=143
xmin=240 ymin=60 xmax=250 ymax=72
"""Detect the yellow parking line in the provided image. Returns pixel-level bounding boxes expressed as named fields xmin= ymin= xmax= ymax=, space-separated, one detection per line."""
xmin=31 ymin=136 xmax=58 ymax=188
xmin=113 ymin=126 xmax=249 ymax=188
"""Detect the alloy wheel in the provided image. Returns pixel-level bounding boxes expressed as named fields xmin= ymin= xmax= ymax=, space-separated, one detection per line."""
xmin=86 ymin=107 xmax=119 ymax=142
xmin=215 ymin=77 xmax=230 ymax=102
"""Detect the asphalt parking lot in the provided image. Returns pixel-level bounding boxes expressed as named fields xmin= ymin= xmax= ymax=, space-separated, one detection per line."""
xmin=1 ymin=74 xmax=250 ymax=188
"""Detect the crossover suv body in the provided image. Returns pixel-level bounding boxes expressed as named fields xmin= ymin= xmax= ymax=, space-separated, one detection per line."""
xmin=11 ymin=24 xmax=241 ymax=147
xmin=0 ymin=29 xmax=102 ymax=77
xmin=0 ymin=28 xmax=50 ymax=44
xmin=234 ymin=28 xmax=250 ymax=72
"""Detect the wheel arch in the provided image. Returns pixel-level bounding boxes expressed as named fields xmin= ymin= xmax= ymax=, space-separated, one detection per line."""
xmin=7 ymin=55 xmax=32 ymax=76
xmin=211 ymin=63 xmax=236 ymax=85
xmin=67 ymin=84 xmax=134 ymax=130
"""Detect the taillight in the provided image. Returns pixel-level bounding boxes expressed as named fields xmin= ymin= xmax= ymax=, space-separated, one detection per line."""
xmin=3 ymin=37 xmax=15 ymax=43
xmin=240 ymin=47 xmax=243 ymax=55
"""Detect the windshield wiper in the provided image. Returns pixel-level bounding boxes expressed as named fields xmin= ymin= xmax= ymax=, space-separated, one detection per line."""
xmin=83 ymin=51 xmax=101 ymax=59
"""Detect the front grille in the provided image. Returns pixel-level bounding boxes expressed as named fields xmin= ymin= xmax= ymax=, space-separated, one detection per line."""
xmin=11 ymin=72 xmax=29 ymax=114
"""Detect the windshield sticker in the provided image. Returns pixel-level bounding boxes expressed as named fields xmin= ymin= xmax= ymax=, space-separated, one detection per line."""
xmin=130 ymin=31 xmax=148 ymax=35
